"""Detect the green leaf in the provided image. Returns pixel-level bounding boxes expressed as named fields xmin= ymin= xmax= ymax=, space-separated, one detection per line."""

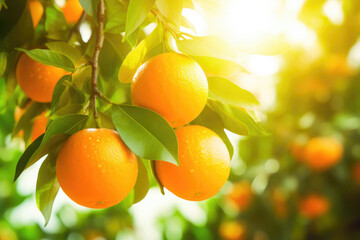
xmin=2 ymin=3 xmax=33 ymax=50
xmin=183 ymin=0 xmax=195 ymax=9
xmin=36 ymin=153 xmax=60 ymax=226
xmin=156 ymin=0 xmax=183 ymax=27
xmin=122 ymin=189 xmax=135 ymax=208
xmin=118 ymin=27 xmax=161 ymax=83
xmin=44 ymin=6 xmax=68 ymax=41
xmin=50 ymin=75 xmax=72 ymax=114
xmin=150 ymin=160 xmax=164 ymax=194
xmin=124 ymin=0 xmax=155 ymax=39
xmin=192 ymin=56 xmax=247 ymax=77
xmin=133 ymin=158 xmax=150 ymax=203
xmin=208 ymin=76 xmax=260 ymax=107
xmin=50 ymin=104 xmax=85 ymax=120
xmin=79 ymin=0 xmax=98 ymax=18
xmin=14 ymin=134 xmax=44 ymax=182
xmin=180 ymin=15 xmax=196 ymax=31
xmin=0 ymin=77 xmax=6 ymax=112
xmin=29 ymin=134 xmax=69 ymax=169
xmin=104 ymin=0 xmax=127 ymax=33
xmin=0 ymin=0 xmax=26 ymax=38
xmin=208 ymin=99 xmax=269 ymax=136
xmin=40 ymin=114 xmax=88 ymax=149
xmin=68 ymin=85 xmax=86 ymax=104
xmin=0 ymin=51 xmax=7 ymax=78
xmin=105 ymin=33 xmax=132 ymax=60
xmin=16 ymin=48 xmax=75 ymax=72
xmin=191 ymin=106 xmax=234 ymax=159
xmin=177 ymin=36 xmax=236 ymax=60
xmin=13 ymin=102 xmax=46 ymax=136
xmin=45 ymin=41 xmax=81 ymax=65
xmin=111 ymin=105 xmax=178 ymax=165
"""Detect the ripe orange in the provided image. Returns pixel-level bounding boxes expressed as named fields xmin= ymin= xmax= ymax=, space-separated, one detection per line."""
xmin=296 ymin=77 xmax=330 ymax=101
xmin=218 ymin=221 xmax=246 ymax=240
xmin=56 ymin=128 xmax=138 ymax=209
xmin=299 ymin=194 xmax=329 ymax=219
xmin=31 ymin=111 xmax=48 ymax=142
xmin=302 ymin=137 xmax=343 ymax=171
xmin=155 ymin=125 xmax=230 ymax=201
xmin=28 ymin=0 xmax=44 ymax=28
xmin=271 ymin=188 xmax=288 ymax=218
xmin=16 ymin=53 xmax=69 ymax=103
xmin=131 ymin=52 xmax=208 ymax=128
xmin=60 ymin=0 xmax=84 ymax=24
xmin=227 ymin=181 xmax=253 ymax=211
xmin=289 ymin=141 xmax=305 ymax=162
xmin=352 ymin=162 xmax=360 ymax=184
xmin=14 ymin=105 xmax=48 ymax=142
xmin=324 ymin=54 xmax=353 ymax=77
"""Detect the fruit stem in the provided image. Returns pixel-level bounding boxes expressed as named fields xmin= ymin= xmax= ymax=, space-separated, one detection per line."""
xmin=150 ymin=9 xmax=196 ymax=40
xmin=90 ymin=0 xmax=105 ymax=127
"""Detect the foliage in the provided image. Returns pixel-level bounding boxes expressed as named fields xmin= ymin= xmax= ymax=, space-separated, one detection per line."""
xmin=0 ymin=0 xmax=268 ymax=226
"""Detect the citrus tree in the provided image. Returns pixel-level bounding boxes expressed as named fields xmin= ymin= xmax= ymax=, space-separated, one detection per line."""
xmin=0 ymin=0 xmax=268 ymax=226
xmin=198 ymin=1 xmax=360 ymax=239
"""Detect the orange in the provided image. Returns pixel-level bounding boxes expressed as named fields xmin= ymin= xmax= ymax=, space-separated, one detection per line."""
xmin=56 ymin=128 xmax=138 ymax=208
xmin=28 ymin=0 xmax=44 ymax=28
xmin=31 ymin=111 xmax=48 ymax=142
xmin=155 ymin=125 xmax=230 ymax=201
xmin=299 ymin=194 xmax=329 ymax=219
xmin=295 ymin=77 xmax=330 ymax=102
xmin=324 ymin=54 xmax=353 ymax=77
xmin=131 ymin=52 xmax=208 ymax=128
xmin=352 ymin=162 xmax=360 ymax=184
xmin=16 ymin=53 xmax=69 ymax=103
xmin=302 ymin=137 xmax=343 ymax=171
xmin=227 ymin=181 xmax=253 ymax=211
xmin=14 ymin=105 xmax=48 ymax=142
xmin=289 ymin=141 xmax=305 ymax=162
xmin=218 ymin=221 xmax=246 ymax=240
xmin=60 ymin=0 xmax=84 ymax=24
xmin=271 ymin=188 xmax=288 ymax=218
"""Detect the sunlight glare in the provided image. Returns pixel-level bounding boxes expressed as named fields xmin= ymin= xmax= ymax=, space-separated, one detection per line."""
xmin=219 ymin=0 xmax=282 ymax=44
xmin=322 ymin=0 xmax=344 ymax=25
xmin=181 ymin=8 xmax=207 ymax=36
xmin=247 ymin=55 xmax=282 ymax=77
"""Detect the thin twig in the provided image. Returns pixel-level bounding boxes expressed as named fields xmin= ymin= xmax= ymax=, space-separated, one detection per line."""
xmin=90 ymin=0 xmax=105 ymax=127
xmin=150 ymin=9 xmax=181 ymax=38
xmin=180 ymin=32 xmax=196 ymax=39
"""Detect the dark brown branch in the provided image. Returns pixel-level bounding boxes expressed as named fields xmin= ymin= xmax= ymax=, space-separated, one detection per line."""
xmin=90 ymin=0 xmax=105 ymax=126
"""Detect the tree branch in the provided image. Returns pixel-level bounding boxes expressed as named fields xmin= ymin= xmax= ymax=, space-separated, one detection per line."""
xmin=90 ymin=0 xmax=105 ymax=127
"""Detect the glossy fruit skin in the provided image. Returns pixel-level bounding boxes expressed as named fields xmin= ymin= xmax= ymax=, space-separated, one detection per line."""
xmin=16 ymin=53 xmax=68 ymax=103
xmin=14 ymin=106 xmax=48 ymax=142
xmin=56 ymin=128 xmax=138 ymax=209
xmin=28 ymin=0 xmax=44 ymax=28
xmin=131 ymin=52 xmax=208 ymax=128
xmin=60 ymin=0 xmax=83 ymax=24
xmin=303 ymin=137 xmax=343 ymax=171
xmin=155 ymin=125 xmax=230 ymax=201
xmin=299 ymin=194 xmax=329 ymax=219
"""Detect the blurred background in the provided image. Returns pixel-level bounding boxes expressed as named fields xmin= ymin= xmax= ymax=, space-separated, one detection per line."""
xmin=1 ymin=0 xmax=360 ymax=239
